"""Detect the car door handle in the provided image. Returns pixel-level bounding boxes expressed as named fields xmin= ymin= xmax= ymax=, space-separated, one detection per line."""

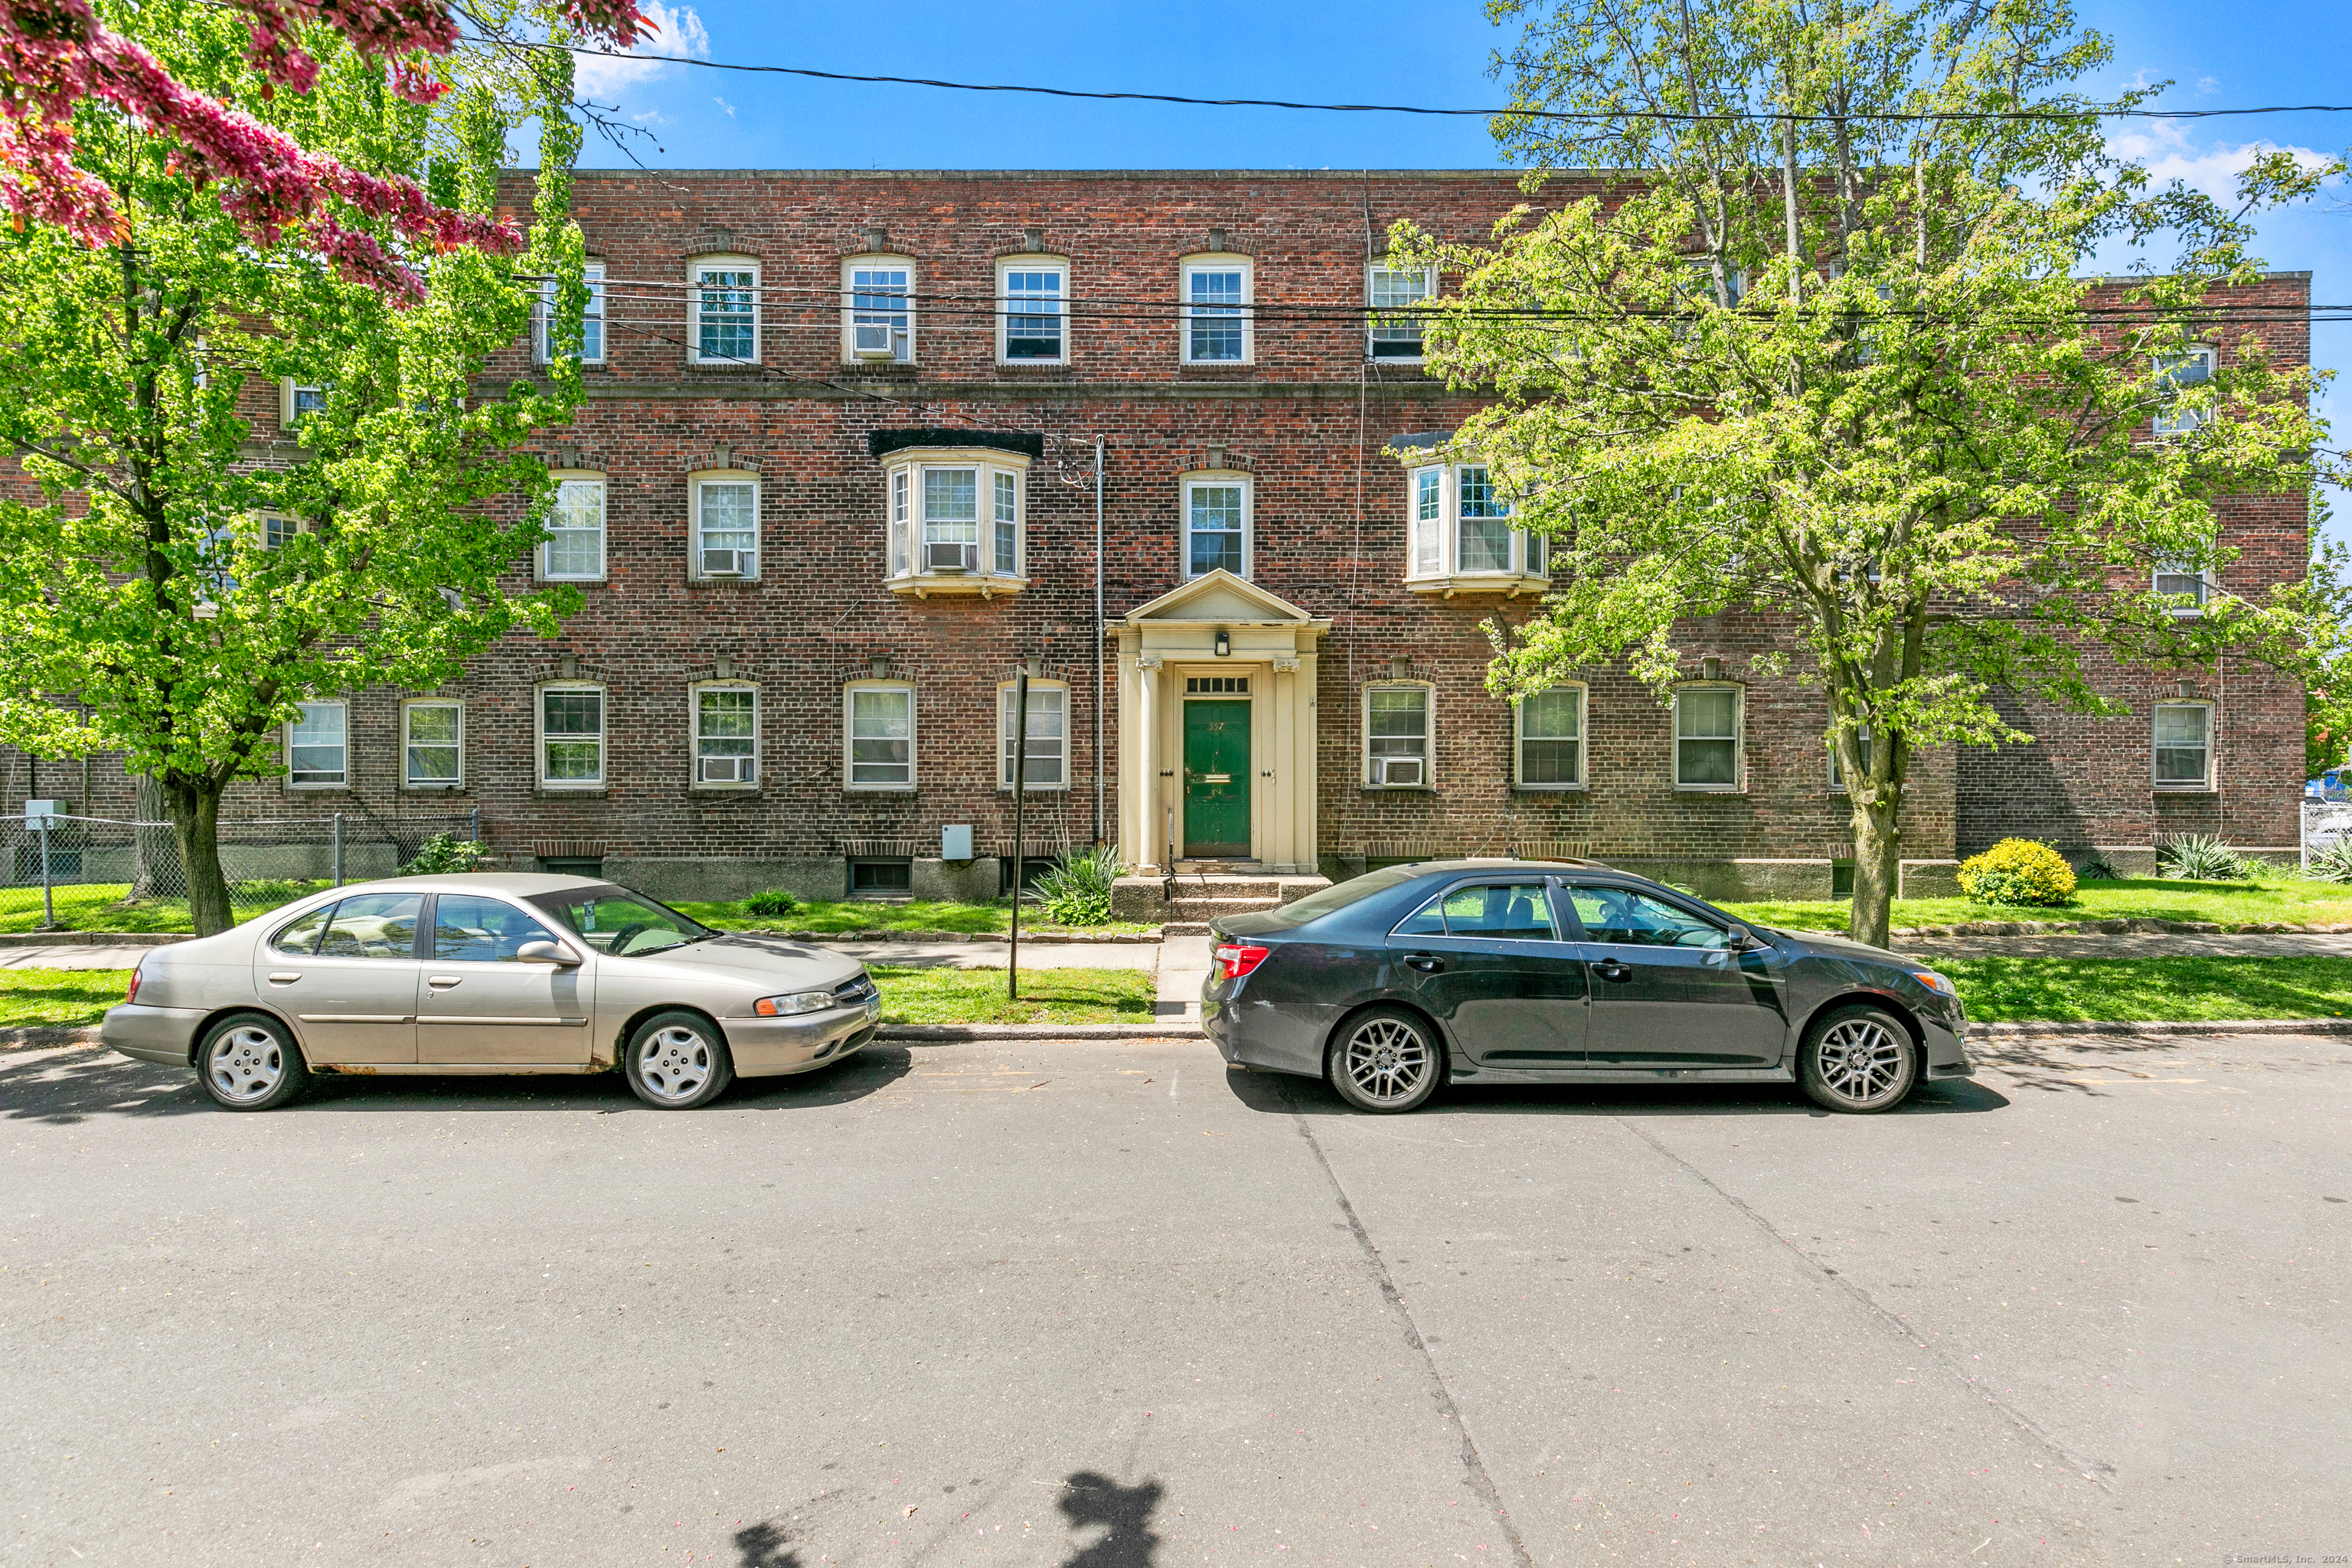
xmin=1593 ymin=961 xmax=1632 ymax=982
xmin=426 ymin=975 xmax=462 ymax=988
xmin=266 ymin=972 xmax=302 ymax=985
xmin=1403 ymin=952 xmax=1445 ymax=973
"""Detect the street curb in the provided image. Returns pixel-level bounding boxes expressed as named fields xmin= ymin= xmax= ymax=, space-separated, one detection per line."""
xmin=1 ymin=1026 xmax=103 ymax=1049
xmin=1966 ymin=1018 xmax=2352 ymax=1040
xmin=755 ymin=930 xmax=1165 ymax=946
xmin=877 ymin=1024 xmax=1202 ymax=1041
xmin=0 ymin=932 xmax=190 ymax=949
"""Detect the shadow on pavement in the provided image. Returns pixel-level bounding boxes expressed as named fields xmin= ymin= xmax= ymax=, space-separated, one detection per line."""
xmin=1225 ymin=1063 xmax=2009 ymax=1119
xmin=729 ymin=1468 xmax=1163 ymax=1568
xmin=0 ymin=1043 xmax=915 ymax=1124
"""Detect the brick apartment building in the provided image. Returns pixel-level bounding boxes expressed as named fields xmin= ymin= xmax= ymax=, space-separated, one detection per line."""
xmin=0 ymin=170 xmax=2312 ymax=901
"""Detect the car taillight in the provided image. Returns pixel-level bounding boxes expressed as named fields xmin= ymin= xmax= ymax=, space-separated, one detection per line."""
xmin=125 ymin=960 xmax=142 ymax=1004
xmin=1214 ymin=943 xmax=1269 ymax=981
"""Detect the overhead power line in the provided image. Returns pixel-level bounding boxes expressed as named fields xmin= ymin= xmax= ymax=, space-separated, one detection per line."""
xmin=532 ymin=38 xmax=2352 ymax=125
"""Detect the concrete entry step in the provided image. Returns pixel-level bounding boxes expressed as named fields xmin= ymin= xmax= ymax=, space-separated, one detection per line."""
xmin=1112 ymin=873 xmax=1332 ymax=924
xmin=1165 ymin=896 xmax=1288 ymax=921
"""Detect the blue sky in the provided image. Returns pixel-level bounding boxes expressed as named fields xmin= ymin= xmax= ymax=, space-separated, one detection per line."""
xmin=568 ymin=0 xmax=2350 ymax=540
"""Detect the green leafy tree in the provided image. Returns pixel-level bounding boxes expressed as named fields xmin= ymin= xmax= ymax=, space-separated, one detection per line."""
xmin=0 ymin=2 xmax=596 ymax=933
xmin=1389 ymin=0 xmax=2338 ymax=947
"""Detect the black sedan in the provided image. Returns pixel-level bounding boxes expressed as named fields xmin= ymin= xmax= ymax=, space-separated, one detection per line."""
xmin=1202 ymin=859 xmax=1971 ymax=1114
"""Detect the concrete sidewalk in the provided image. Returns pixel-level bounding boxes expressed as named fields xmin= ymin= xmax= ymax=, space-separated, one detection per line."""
xmin=0 ymin=938 xmax=1161 ymax=974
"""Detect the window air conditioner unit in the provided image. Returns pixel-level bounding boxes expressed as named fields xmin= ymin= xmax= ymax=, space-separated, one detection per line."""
xmin=1375 ymin=756 xmax=1424 ymax=787
xmin=853 ymin=322 xmax=897 ymax=359
xmin=700 ymin=548 xmax=753 ymax=579
xmin=699 ymin=755 xmax=755 ymax=783
xmin=925 ymin=541 xmax=978 ymax=573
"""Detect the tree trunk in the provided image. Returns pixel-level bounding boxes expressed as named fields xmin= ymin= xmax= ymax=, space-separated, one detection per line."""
xmin=129 ymin=771 xmax=173 ymax=901
xmin=1848 ymin=788 xmax=1903 ymax=949
xmin=162 ymin=776 xmax=235 ymax=935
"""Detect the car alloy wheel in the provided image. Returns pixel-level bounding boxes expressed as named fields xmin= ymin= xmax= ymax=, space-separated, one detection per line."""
xmin=624 ymin=1010 xmax=735 ymax=1109
xmin=1800 ymin=1005 xmax=1918 ymax=1113
xmin=196 ymin=1013 xmax=310 ymax=1111
xmin=1331 ymin=1008 xmax=1439 ymax=1113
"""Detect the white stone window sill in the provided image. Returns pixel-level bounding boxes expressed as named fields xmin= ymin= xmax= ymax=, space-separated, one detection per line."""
xmin=888 ymin=573 xmax=1028 ymax=599
xmin=2154 ymin=784 xmax=2218 ymax=794
xmin=690 ymin=782 xmax=760 ymax=794
xmin=845 ymin=784 xmax=916 ymax=794
xmin=1674 ymin=784 xmax=1746 ymax=795
xmin=996 ymin=785 xmax=1070 ymax=794
xmin=1514 ymin=783 xmax=1588 ymax=793
xmin=539 ymin=576 xmax=606 ymax=586
xmin=1406 ymin=573 xmax=1550 ymax=599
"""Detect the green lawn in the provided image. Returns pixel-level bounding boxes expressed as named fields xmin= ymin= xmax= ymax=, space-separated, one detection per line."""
xmin=0 ymin=968 xmax=133 ymax=1030
xmin=1942 ymin=956 xmax=2352 ymax=1024
xmin=678 ymin=897 xmax=1160 ymax=939
xmin=0 ymin=881 xmax=327 ymax=936
xmin=1720 ymin=876 xmax=2352 ymax=934
xmin=867 ymin=965 xmax=1157 ymax=1026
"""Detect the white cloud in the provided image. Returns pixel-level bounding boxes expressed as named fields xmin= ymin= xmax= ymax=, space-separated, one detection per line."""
xmin=2195 ymin=76 xmax=2220 ymax=96
xmin=2107 ymin=120 xmax=2334 ymax=203
xmin=574 ymin=2 xmax=711 ymax=100
xmin=714 ymin=96 xmax=736 ymax=118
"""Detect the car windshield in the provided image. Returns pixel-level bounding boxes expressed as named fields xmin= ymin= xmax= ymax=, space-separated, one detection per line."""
xmin=528 ymin=886 xmax=712 ymax=957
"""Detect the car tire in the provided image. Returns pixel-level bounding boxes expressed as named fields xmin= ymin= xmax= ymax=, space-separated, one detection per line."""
xmin=1328 ymin=1006 xmax=1442 ymax=1115
xmin=197 ymin=1012 xmax=311 ymax=1112
xmin=1798 ymin=1004 xmax=1919 ymax=1113
xmin=624 ymin=1010 xmax=735 ymax=1109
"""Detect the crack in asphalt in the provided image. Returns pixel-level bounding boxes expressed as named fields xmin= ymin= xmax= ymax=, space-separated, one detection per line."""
xmin=1277 ymin=1083 xmax=1540 ymax=1568
xmin=1615 ymin=1116 xmax=2116 ymax=1491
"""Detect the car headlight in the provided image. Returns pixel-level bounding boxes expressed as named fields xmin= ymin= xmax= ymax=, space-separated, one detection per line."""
xmin=1910 ymin=969 xmax=1958 ymax=998
xmin=753 ymin=989 xmax=837 ymax=1017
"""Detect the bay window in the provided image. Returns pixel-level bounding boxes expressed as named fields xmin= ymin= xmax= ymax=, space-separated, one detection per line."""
xmin=881 ymin=446 xmax=1030 ymax=596
xmin=1403 ymin=464 xmax=1547 ymax=593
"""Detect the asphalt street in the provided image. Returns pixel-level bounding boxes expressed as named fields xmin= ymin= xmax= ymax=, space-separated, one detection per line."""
xmin=2 ymin=1031 xmax=2346 ymax=1567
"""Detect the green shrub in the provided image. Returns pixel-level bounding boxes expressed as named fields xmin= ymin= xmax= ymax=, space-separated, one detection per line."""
xmin=2158 ymin=833 xmax=2247 ymax=882
xmin=2306 ymin=838 xmax=2352 ymax=884
xmin=742 ymin=887 xmax=801 ymax=917
xmin=1032 ymin=843 xmax=1127 ymax=926
xmin=397 ymin=832 xmax=488 ymax=877
xmin=1955 ymin=838 xmax=2078 ymax=907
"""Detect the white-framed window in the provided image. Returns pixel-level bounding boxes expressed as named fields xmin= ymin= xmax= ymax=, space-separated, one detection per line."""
xmin=998 ymin=681 xmax=1068 ymax=790
xmin=261 ymin=514 xmax=305 ymax=550
xmin=844 ymin=682 xmax=915 ymax=790
xmin=1828 ymin=722 xmax=1872 ymax=792
xmin=2154 ymin=346 xmax=2216 ymax=436
xmin=1183 ymin=475 xmax=1250 ymax=579
xmin=1364 ymin=684 xmax=1432 ymax=788
xmin=1515 ymin=686 xmax=1585 ymax=788
xmin=538 ymin=684 xmax=604 ymax=788
xmin=403 ymin=699 xmax=463 ymax=789
xmin=998 ymin=259 xmax=1067 ymax=364
xmin=1181 ymin=257 xmax=1252 ymax=364
xmin=1367 ymin=263 xmax=1433 ymax=361
xmin=540 ymin=473 xmax=606 ymax=581
xmin=691 ymin=472 xmax=759 ymax=580
xmin=689 ymin=256 xmax=760 ymax=364
xmin=2154 ymin=560 xmax=2213 ymax=615
xmin=884 ymin=451 xmax=1027 ymax=586
xmin=2154 ymin=701 xmax=2213 ymax=789
xmin=844 ymin=256 xmax=915 ymax=363
xmin=693 ymin=683 xmax=759 ymax=786
xmin=286 ymin=700 xmax=348 ymax=787
xmin=1403 ymin=464 xmax=1547 ymax=584
xmin=1673 ymin=685 xmax=1743 ymax=789
xmin=280 ymin=380 xmax=327 ymax=430
xmin=534 ymin=261 xmax=606 ymax=364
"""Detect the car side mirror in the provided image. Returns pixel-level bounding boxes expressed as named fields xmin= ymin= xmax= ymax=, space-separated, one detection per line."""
xmin=1723 ymin=923 xmax=1762 ymax=952
xmin=517 ymin=940 xmax=581 ymax=967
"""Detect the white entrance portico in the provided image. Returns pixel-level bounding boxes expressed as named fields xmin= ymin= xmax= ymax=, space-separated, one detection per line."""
xmin=1113 ymin=570 xmax=1331 ymax=876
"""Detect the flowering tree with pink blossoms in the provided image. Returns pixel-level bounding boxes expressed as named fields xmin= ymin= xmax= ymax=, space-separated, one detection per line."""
xmin=0 ymin=0 xmax=622 ymax=931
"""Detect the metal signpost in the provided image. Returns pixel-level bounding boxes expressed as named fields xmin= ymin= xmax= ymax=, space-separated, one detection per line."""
xmin=1008 ymin=662 xmax=1031 ymax=1001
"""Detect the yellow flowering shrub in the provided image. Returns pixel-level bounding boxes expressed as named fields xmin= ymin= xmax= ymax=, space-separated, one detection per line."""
xmin=1956 ymin=838 xmax=2079 ymax=906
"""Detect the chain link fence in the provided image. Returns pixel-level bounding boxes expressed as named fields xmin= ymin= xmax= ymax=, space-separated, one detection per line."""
xmin=2304 ymin=799 xmax=2352 ymax=871
xmin=2 ymin=811 xmax=482 ymax=933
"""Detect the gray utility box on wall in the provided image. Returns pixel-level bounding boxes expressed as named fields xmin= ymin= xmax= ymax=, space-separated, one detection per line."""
xmin=942 ymin=824 xmax=974 ymax=862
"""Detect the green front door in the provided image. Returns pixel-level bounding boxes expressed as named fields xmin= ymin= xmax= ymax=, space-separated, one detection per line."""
xmin=1183 ymin=700 xmax=1251 ymax=858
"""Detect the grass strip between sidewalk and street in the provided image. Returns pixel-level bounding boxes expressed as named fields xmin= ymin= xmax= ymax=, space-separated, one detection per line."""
xmin=9 ymin=959 xmax=2346 ymax=1036
xmin=1719 ymin=876 xmax=2352 ymax=933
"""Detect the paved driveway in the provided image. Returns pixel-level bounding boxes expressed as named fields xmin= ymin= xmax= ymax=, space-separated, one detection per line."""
xmin=2 ymin=1031 xmax=2345 ymax=1566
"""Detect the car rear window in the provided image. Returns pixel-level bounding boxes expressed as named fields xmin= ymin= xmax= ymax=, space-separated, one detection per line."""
xmin=1261 ymin=864 xmax=1432 ymax=926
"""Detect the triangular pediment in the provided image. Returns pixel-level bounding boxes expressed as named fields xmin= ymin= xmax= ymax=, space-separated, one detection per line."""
xmin=1122 ymin=570 xmax=1318 ymax=626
